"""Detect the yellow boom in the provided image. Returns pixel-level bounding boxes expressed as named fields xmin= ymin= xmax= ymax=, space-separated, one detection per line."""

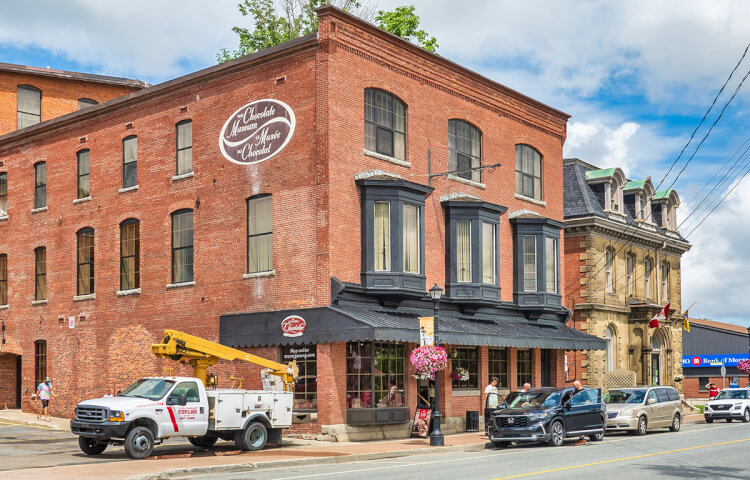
xmin=151 ymin=329 xmax=298 ymax=391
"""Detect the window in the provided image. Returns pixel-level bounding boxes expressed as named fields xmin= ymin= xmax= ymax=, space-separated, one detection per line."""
xmin=34 ymin=340 xmax=46 ymax=387
xmin=644 ymin=258 xmax=652 ymax=299
xmin=698 ymin=377 xmax=709 ymax=391
xmin=448 ymin=120 xmax=481 ymax=182
xmin=122 ymin=136 xmax=137 ymax=188
xmin=120 ymin=219 xmax=140 ymax=290
xmin=457 ymin=220 xmax=472 ymax=282
xmin=78 ymin=98 xmax=98 ymax=110
xmin=626 ymin=253 xmax=634 ymax=296
xmin=609 ymin=181 xmax=622 ymax=212
xmin=346 ymin=342 xmax=404 ymax=409
xmin=281 ymin=345 xmax=317 ymax=411
xmin=0 ymin=172 xmax=7 ymax=214
xmin=77 ymin=228 xmax=95 ymax=295
xmin=77 ymin=149 xmax=90 ymax=199
xmin=34 ymin=247 xmax=46 ymax=301
xmin=247 ymin=196 xmax=272 ymax=274
xmin=0 ymin=254 xmax=6 ymax=305
xmin=545 ymin=237 xmax=557 ymax=293
xmin=403 ymin=204 xmax=419 ymax=274
xmin=523 ymin=235 xmax=536 ymax=291
xmin=171 ymin=209 xmax=194 ymax=283
xmin=374 ymin=201 xmax=390 ymax=271
xmin=661 ymin=262 xmax=670 ymax=301
xmin=605 ymin=248 xmax=615 ymax=293
xmin=488 ymin=348 xmax=508 ymax=388
xmin=176 ymin=120 xmax=192 ymax=175
xmin=605 ymin=326 xmax=615 ymax=372
xmin=570 ymin=389 xmax=598 ymax=406
xmin=364 ymin=89 xmax=406 ymax=160
xmin=483 ymin=222 xmax=496 ymax=284
xmin=517 ymin=349 xmax=532 ymax=387
xmin=34 ymin=162 xmax=46 ymax=209
xmin=643 ymin=195 xmax=652 ymax=223
xmin=17 ymin=85 xmax=41 ymax=129
xmin=167 ymin=381 xmax=201 ymax=404
xmin=452 ymin=347 xmax=479 ymax=389
xmin=515 ymin=144 xmax=542 ymax=200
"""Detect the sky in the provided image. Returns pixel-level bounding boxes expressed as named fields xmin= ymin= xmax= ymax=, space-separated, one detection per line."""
xmin=1 ymin=0 xmax=749 ymax=326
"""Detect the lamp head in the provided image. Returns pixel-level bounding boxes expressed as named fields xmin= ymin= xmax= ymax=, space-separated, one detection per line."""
xmin=429 ymin=284 xmax=442 ymax=301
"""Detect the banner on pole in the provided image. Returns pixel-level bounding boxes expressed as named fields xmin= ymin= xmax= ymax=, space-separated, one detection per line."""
xmin=419 ymin=317 xmax=434 ymax=346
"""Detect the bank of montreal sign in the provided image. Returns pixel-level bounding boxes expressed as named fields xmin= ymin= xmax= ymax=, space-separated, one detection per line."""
xmin=682 ymin=354 xmax=749 ymax=368
xmin=219 ymin=99 xmax=296 ymax=165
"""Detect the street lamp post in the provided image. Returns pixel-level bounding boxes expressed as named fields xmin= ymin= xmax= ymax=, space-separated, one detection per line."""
xmin=429 ymin=284 xmax=444 ymax=447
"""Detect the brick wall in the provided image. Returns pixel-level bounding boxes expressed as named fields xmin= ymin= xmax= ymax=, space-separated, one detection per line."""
xmin=0 ymin=353 xmax=17 ymax=408
xmin=683 ymin=376 xmax=750 ymax=399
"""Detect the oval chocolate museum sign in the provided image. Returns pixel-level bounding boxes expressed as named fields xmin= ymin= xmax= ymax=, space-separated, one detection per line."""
xmin=219 ymin=99 xmax=296 ymax=165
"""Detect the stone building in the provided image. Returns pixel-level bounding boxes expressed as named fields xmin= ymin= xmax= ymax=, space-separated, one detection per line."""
xmin=563 ymin=158 xmax=691 ymax=389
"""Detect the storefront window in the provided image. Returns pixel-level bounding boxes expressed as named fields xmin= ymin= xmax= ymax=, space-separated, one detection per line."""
xmin=346 ymin=342 xmax=405 ymax=409
xmin=281 ymin=345 xmax=317 ymax=411
xmin=452 ymin=347 xmax=479 ymax=389
xmin=488 ymin=348 xmax=508 ymax=388
xmin=517 ymin=349 xmax=532 ymax=387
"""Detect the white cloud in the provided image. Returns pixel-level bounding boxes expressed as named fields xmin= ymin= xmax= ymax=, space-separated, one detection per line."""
xmin=565 ymin=121 xmax=639 ymax=174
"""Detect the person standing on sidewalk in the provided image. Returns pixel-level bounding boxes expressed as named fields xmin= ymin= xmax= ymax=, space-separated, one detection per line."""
xmin=36 ymin=377 xmax=57 ymax=422
xmin=485 ymin=377 xmax=499 ymax=408
xmin=572 ymin=380 xmax=588 ymax=446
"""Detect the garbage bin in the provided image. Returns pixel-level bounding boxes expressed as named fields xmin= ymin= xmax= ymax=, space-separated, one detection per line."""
xmin=465 ymin=410 xmax=479 ymax=432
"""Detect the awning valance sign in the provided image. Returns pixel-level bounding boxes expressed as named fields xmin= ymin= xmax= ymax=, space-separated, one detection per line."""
xmin=682 ymin=354 xmax=749 ymax=368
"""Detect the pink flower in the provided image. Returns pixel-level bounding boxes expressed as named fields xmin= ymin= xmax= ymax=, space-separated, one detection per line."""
xmin=410 ymin=346 xmax=448 ymax=379
xmin=737 ymin=360 xmax=750 ymax=374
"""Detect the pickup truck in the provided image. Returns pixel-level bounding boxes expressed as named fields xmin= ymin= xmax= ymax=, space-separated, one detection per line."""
xmin=71 ymin=376 xmax=293 ymax=459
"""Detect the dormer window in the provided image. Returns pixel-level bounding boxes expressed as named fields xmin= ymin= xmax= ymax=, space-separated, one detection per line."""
xmin=653 ymin=190 xmax=680 ymax=231
xmin=584 ymin=167 xmax=626 ymax=216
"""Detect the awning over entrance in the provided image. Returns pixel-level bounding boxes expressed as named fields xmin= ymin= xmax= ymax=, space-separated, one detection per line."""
xmin=220 ymin=303 xmax=605 ymax=351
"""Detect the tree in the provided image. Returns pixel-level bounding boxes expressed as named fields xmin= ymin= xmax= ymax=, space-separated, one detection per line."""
xmin=218 ymin=1 xmax=437 ymax=62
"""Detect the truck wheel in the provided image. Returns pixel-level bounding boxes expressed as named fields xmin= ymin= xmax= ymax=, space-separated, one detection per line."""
xmin=78 ymin=436 xmax=107 ymax=455
xmin=124 ymin=426 xmax=155 ymax=459
xmin=548 ymin=421 xmax=565 ymax=447
xmin=235 ymin=422 xmax=268 ymax=451
xmin=705 ymin=417 xmax=713 ymax=424
xmin=188 ymin=433 xmax=219 ymax=449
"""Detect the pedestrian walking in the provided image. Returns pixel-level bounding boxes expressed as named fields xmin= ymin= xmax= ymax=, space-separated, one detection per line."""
xmin=36 ymin=377 xmax=57 ymax=422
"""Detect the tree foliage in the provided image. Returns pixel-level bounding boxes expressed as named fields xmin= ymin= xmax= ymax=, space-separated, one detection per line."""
xmin=218 ymin=1 xmax=437 ymax=62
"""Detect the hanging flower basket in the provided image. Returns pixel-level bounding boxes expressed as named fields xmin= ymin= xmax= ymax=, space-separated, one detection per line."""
xmin=410 ymin=345 xmax=448 ymax=380
xmin=737 ymin=359 xmax=750 ymax=375
xmin=450 ymin=366 xmax=469 ymax=381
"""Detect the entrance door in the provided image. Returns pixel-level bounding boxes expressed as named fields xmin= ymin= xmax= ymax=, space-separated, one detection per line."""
xmin=541 ymin=350 xmax=551 ymax=387
xmin=651 ymin=353 xmax=661 ymax=386
xmin=15 ymin=356 xmax=21 ymax=408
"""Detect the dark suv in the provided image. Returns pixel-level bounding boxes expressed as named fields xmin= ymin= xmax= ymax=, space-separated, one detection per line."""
xmin=488 ymin=387 xmax=606 ymax=447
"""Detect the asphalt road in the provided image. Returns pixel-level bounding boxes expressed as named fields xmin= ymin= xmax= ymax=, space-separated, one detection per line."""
xmin=192 ymin=422 xmax=750 ymax=480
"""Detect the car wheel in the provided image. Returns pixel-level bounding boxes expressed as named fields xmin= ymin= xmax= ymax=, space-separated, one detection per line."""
xmin=726 ymin=418 xmax=733 ymax=423
xmin=235 ymin=422 xmax=268 ymax=451
xmin=492 ymin=440 xmax=508 ymax=448
xmin=548 ymin=421 xmax=565 ymax=447
xmin=188 ymin=432 xmax=219 ymax=449
xmin=124 ymin=426 xmax=154 ymax=459
xmin=743 ymin=410 xmax=750 ymax=423
xmin=636 ymin=416 xmax=647 ymax=436
xmin=669 ymin=414 xmax=681 ymax=432
xmin=78 ymin=436 xmax=107 ymax=455
xmin=705 ymin=418 xmax=713 ymax=424
xmin=589 ymin=432 xmax=604 ymax=442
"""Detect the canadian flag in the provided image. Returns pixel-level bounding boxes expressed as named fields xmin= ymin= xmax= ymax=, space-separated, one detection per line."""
xmin=649 ymin=303 xmax=670 ymax=328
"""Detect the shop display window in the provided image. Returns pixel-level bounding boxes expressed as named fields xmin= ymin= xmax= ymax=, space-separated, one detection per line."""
xmin=488 ymin=347 xmax=508 ymax=388
xmin=452 ymin=347 xmax=479 ymax=389
xmin=517 ymin=349 xmax=533 ymax=387
xmin=281 ymin=345 xmax=317 ymax=411
xmin=346 ymin=342 xmax=405 ymax=408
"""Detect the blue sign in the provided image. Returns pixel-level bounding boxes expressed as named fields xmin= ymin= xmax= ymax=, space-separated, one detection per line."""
xmin=682 ymin=354 xmax=749 ymax=368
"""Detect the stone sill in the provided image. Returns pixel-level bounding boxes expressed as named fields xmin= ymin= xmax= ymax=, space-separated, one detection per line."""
xmin=452 ymin=389 xmax=481 ymax=397
xmin=447 ymin=174 xmax=485 ymax=189
xmin=73 ymin=196 xmax=91 ymax=205
xmin=74 ymin=293 xmax=96 ymax=302
xmin=31 ymin=300 xmax=48 ymax=306
xmin=117 ymin=288 xmax=141 ymax=297
xmin=0 ymin=305 xmax=8 ymax=310
xmin=167 ymin=281 xmax=195 ymax=289
xmin=118 ymin=185 xmax=139 ymax=194
xmin=363 ymin=149 xmax=411 ymax=168
xmin=243 ymin=270 xmax=276 ymax=279
xmin=172 ymin=171 xmax=195 ymax=182
xmin=31 ymin=206 xmax=48 ymax=214
xmin=515 ymin=193 xmax=546 ymax=207
xmin=0 ymin=214 xmax=7 ymax=222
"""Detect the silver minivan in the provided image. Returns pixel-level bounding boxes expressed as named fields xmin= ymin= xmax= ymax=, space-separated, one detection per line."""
xmin=603 ymin=386 xmax=683 ymax=435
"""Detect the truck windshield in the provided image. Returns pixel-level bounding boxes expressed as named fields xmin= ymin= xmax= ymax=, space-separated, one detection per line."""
xmin=603 ymin=389 xmax=646 ymax=404
xmin=509 ymin=391 xmax=560 ymax=409
xmin=715 ymin=390 xmax=748 ymax=400
xmin=120 ymin=379 xmax=176 ymax=401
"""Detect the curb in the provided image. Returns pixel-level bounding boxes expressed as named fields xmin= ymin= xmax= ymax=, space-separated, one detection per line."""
xmin=0 ymin=416 xmax=67 ymax=432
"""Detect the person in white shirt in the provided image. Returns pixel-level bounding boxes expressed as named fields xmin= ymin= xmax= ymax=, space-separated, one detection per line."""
xmin=485 ymin=377 xmax=499 ymax=408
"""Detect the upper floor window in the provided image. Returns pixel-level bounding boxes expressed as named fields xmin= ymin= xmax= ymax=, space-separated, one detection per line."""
xmin=122 ymin=136 xmax=137 ymax=188
xmin=515 ymin=144 xmax=542 ymax=200
xmin=642 ymin=194 xmax=652 ymax=222
xmin=34 ymin=162 xmax=46 ymax=209
xmin=17 ymin=85 xmax=41 ymax=129
xmin=661 ymin=261 xmax=670 ymax=301
xmin=364 ymin=89 xmax=406 ymax=161
xmin=457 ymin=220 xmax=471 ymax=282
xmin=78 ymin=98 xmax=98 ymax=110
xmin=0 ymin=172 xmax=7 ymax=214
xmin=120 ymin=219 xmax=140 ymax=290
xmin=34 ymin=247 xmax=46 ymax=301
xmin=77 ymin=149 xmax=90 ymax=199
xmin=374 ymin=201 xmax=390 ymax=271
xmin=605 ymin=247 xmax=615 ymax=293
xmin=403 ymin=203 xmax=420 ymax=274
xmin=511 ymin=215 xmax=563 ymax=308
xmin=523 ymin=235 xmax=536 ymax=291
xmin=644 ymin=257 xmax=653 ymax=300
xmin=171 ymin=209 xmax=194 ymax=284
xmin=77 ymin=228 xmax=95 ymax=295
xmin=176 ymin=120 xmax=193 ymax=175
xmin=545 ymin=236 xmax=558 ymax=293
xmin=609 ymin=181 xmax=622 ymax=212
xmin=247 ymin=196 xmax=272 ymax=274
xmin=483 ymin=222 xmax=497 ymax=284
xmin=626 ymin=253 xmax=634 ymax=296
xmin=448 ymin=120 xmax=481 ymax=183
xmin=0 ymin=254 xmax=7 ymax=305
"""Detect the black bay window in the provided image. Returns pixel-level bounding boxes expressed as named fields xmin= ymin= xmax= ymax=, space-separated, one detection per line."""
xmin=511 ymin=215 xmax=563 ymax=311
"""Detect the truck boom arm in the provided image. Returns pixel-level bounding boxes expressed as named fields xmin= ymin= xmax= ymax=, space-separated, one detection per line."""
xmin=152 ymin=329 xmax=298 ymax=390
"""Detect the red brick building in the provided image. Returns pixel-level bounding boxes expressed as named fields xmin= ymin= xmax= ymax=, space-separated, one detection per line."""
xmin=0 ymin=7 xmax=602 ymax=439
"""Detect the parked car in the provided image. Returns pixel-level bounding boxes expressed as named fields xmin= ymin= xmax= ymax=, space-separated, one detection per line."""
xmin=484 ymin=391 xmax=521 ymax=434
xmin=602 ymin=386 xmax=683 ymax=435
xmin=704 ymin=388 xmax=750 ymax=423
xmin=488 ymin=387 xmax=606 ymax=447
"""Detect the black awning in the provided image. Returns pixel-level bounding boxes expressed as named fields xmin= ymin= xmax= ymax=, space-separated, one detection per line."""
xmin=220 ymin=304 xmax=605 ymax=351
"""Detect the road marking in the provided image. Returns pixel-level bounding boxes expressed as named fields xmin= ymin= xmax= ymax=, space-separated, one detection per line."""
xmin=489 ymin=437 xmax=750 ymax=480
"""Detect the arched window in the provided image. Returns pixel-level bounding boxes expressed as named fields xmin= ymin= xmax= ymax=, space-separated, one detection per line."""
xmin=247 ymin=196 xmax=272 ymax=274
xmin=515 ymin=144 xmax=542 ymax=200
xmin=78 ymin=98 xmax=98 ymax=110
xmin=605 ymin=326 xmax=616 ymax=372
xmin=77 ymin=228 xmax=95 ymax=295
xmin=605 ymin=247 xmax=615 ymax=293
xmin=77 ymin=149 xmax=90 ymax=199
xmin=171 ymin=209 xmax=194 ymax=283
xmin=650 ymin=332 xmax=663 ymax=386
xmin=0 ymin=254 xmax=7 ymax=306
xmin=120 ymin=219 xmax=140 ymax=290
xmin=17 ymin=85 xmax=41 ymax=129
xmin=644 ymin=257 xmax=652 ymax=300
xmin=34 ymin=162 xmax=46 ymax=209
xmin=626 ymin=253 xmax=635 ymax=296
xmin=364 ymin=89 xmax=406 ymax=160
xmin=176 ymin=120 xmax=192 ymax=175
xmin=34 ymin=340 xmax=47 ymax=387
xmin=661 ymin=261 xmax=670 ymax=302
xmin=448 ymin=120 xmax=482 ymax=182
xmin=34 ymin=247 xmax=46 ymax=301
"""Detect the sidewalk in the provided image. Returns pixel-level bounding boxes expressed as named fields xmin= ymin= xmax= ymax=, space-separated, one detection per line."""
xmin=0 ymin=409 xmax=708 ymax=480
